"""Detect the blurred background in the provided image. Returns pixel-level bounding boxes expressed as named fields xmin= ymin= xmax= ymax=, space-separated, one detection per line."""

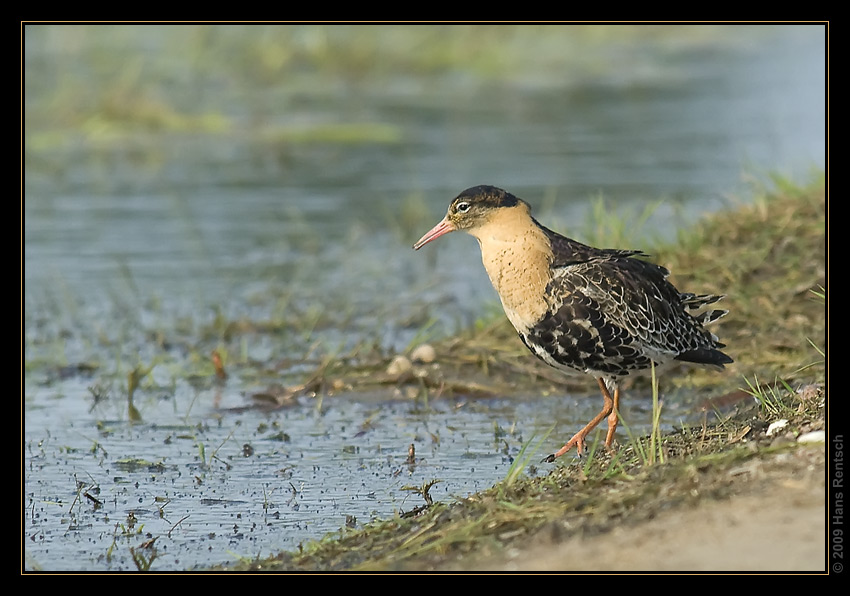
xmin=24 ymin=24 xmax=825 ymax=357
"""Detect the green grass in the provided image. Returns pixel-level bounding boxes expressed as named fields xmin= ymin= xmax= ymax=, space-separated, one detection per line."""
xmin=501 ymin=427 xmax=554 ymax=489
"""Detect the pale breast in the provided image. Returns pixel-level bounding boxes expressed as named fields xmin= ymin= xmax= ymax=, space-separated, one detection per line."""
xmin=471 ymin=206 xmax=553 ymax=334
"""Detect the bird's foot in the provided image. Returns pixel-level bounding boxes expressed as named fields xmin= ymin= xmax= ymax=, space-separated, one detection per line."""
xmin=541 ymin=433 xmax=587 ymax=463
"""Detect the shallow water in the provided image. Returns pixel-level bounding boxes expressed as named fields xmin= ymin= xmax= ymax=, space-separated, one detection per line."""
xmin=23 ymin=24 xmax=825 ymax=571
xmin=25 ymin=376 xmax=681 ymax=571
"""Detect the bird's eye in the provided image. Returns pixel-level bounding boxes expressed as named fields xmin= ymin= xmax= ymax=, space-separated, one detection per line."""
xmin=456 ymin=201 xmax=471 ymax=213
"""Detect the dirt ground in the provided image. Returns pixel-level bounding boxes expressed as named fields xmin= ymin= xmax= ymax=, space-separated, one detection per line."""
xmin=468 ymin=444 xmax=826 ymax=572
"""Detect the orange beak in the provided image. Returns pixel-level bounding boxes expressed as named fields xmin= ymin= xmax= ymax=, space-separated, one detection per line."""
xmin=412 ymin=216 xmax=455 ymax=250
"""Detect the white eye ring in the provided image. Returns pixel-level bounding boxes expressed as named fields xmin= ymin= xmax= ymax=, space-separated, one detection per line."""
xmin=456 ymin=201 xmax=471 ymax=213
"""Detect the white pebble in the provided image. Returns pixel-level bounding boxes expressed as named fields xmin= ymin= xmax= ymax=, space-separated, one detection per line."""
xmin=386 ymin=355 xmax=412 ymax=376
xmin=410 ymin=344 xmax=437 ymax=363
xmin=797 ymin=430 xmax=825 ymax=444
xmin=766 ymin=419 xmax=789 ymax=436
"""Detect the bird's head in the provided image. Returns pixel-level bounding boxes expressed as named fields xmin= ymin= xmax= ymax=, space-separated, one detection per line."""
xmin=412 ymin=185 xmax=522 ymax=250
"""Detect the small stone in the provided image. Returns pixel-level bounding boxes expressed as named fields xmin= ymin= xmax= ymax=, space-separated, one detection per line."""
xmin=410 ymin=344 xmax=437 ymax=363
xmin=386 ymin=355 xmax=412 ymax=376
xmin=797 ymin=430 xmax=825 ymax=444
xmin=766 ymin=419 xmax=789 ymax=436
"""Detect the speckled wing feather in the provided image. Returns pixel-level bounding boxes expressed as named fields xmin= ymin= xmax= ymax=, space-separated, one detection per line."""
xmin=520 ymin=226 xmax=732 ymax=379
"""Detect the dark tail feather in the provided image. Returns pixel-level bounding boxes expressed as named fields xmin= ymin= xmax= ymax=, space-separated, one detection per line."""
xmin=680 ymin=293 xmax=725 ymax=308
xmin=693 ymin=309 xmax=729 ymax=325
xmin=675 ymin=347 xmax=734 ymax=368
xmin=680 ymin=293 xmax=729 ymax=325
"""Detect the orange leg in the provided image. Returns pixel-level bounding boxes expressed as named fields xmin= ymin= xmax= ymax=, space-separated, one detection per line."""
xmin=543 ymin=378 xmax=615 ymax=462
xmin=604 ymin=384 xmax=621 ymax=449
